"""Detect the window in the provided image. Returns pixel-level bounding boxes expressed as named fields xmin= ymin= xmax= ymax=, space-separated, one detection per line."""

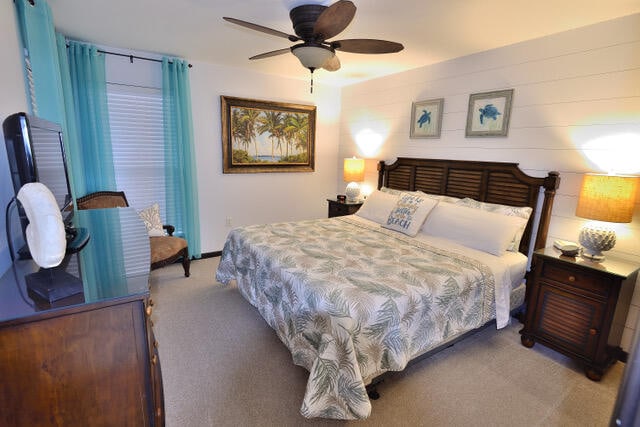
xmin=106 ymin=83 xmax=166 ymax=218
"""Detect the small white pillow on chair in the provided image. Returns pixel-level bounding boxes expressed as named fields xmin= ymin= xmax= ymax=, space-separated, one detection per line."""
xmin=138 ymin=203 xmax=165 ymax=237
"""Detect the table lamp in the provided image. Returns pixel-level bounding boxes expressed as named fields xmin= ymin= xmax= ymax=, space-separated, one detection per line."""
xmin=575 ymin=173 xmax=639 ymax=261
xmin=343 ymin=157 xmax=365 ymax=202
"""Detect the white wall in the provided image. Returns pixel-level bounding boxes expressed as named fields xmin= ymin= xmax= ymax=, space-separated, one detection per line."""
xmin=189 ymin=63 xmax=342 ymax=253
xmin=339 ymin=13 xmax=640 ymax=350
xmin=0 ymin=2 xmax=30 ymax=272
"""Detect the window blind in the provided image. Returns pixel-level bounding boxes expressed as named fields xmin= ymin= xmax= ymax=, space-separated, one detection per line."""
xmin=106 ymin=83 xmax=167 ymax=219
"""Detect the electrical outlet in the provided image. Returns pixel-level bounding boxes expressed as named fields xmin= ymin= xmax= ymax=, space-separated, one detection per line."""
xmin=225 ymin=217 xmax=232 ymax=227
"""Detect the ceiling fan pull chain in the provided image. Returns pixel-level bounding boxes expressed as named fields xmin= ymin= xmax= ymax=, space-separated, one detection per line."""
xmin=310 ymin=68 xmax=314 ymax=94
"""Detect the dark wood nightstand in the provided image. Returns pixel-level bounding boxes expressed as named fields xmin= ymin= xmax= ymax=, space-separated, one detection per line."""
xmin=327 ymin=199 xmax=363 ymax=218
xmin=520 ymin=247 xmax=639 ymax=381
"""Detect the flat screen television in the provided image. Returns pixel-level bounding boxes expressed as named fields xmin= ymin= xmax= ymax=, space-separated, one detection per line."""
xmin=3 ymin=112 xmax=74 ymax=246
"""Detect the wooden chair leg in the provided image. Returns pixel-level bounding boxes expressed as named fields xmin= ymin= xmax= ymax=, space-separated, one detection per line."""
xmin=181 ymin=248 xmax=190 ymax=277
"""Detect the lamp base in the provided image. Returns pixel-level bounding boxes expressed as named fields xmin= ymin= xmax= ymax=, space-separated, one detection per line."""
xmin=345 ymin=182 xmax=361 ymax=203
xmin=578 ymin=222 xmax=616 ymax=262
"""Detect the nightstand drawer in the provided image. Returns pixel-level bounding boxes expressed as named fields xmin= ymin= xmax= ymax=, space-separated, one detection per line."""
xmin=541 ymin=261 xmax=612 ymax=298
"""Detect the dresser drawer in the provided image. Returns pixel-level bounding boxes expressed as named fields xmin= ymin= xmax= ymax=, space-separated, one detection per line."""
xmin=540 ymin=260 xmax=612 ymax=298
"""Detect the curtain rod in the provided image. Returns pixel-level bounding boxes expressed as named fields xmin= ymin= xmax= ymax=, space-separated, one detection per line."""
xmin=65 ymin=44 xmax=193 ymax=68
xmin=98 ymin=49 xmax=193 ymax=68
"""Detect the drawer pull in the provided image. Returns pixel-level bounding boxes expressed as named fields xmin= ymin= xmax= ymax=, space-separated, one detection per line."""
xmin=149 ymin=298 xmax=154 ymax=307
xmin=589 ymin=328 xmax=598 ymax=336
xmin=154 ymin=340 xmax=159 ymax=349
xmin=568 ymin=275 xmax=576 ymax=282
xmin=146 ymin=305 xmax=153 ymax=316
xmin=151 ymin=354 xmax=158 ymax=365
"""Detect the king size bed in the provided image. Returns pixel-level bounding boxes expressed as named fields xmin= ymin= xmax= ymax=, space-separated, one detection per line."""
xmin=216 ymin=157 xmax=560 ymax=420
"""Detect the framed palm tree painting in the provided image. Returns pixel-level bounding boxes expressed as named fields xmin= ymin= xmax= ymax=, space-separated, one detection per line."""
xmin=221 ymin=96 xmax=316 ymax=173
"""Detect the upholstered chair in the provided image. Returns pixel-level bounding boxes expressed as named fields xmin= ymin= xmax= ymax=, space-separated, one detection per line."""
xmin=76 ymin=191 xmax=190 ymax=277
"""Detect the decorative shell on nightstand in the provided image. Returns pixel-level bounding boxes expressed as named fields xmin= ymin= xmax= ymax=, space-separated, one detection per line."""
xmin=579 ymin=223 xmax=616 ymax=261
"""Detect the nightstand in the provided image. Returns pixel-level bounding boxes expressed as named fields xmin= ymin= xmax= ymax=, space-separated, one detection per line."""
xmin=520 ymin=247 xmax=639 ymax=381
xmin=327 ymin=199 xmax=363 ymax=218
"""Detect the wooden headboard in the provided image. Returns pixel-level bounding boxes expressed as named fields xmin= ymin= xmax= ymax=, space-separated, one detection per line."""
xmin=378 ymin=157 xmax=561 ymax=255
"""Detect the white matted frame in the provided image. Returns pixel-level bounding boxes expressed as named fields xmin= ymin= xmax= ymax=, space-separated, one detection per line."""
xmin=410 ymin=98 xmax=444 ymax=139
xmin=465 ymin=89 xmax=514 ymax=137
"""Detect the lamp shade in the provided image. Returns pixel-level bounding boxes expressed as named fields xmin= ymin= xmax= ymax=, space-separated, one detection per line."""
xmin=576 ymin=174 xmax=639 ymax=223
xmin=343 ymin=157 xmax=365 ymax=182
xmin=291 ymin=45 xmax=334 ymax=70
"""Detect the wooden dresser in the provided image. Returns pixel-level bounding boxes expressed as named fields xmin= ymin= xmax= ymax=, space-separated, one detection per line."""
xmin=520 ymin=247 xmax=639 ymax=381
xmin=0 ymin=208 xmax=164 ymax=426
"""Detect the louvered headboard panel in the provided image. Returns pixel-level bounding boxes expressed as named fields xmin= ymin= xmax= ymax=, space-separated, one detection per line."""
xmin=378 ymin=157 xmax=560 ymax=255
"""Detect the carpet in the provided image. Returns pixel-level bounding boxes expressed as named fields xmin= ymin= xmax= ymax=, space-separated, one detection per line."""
xmin=150 ymin=258 xmax=623 ymax=426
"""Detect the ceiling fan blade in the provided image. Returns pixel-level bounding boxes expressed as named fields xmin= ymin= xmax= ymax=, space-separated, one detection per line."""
xmin=249 ymin=48 xmax=292 ymax=60
xmin=322 ymin=55 xmax=341 ymax=72
xmin=313 ymin=0 xmax=356 ymax=40
xmin=223 ymin=17 xmax=299 ymax=42
xmin=332 ymin=39 xmax=404 ymax=54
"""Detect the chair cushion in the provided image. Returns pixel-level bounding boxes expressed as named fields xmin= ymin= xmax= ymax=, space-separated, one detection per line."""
xmin=149 ymin=236 xmax=188 ymax=265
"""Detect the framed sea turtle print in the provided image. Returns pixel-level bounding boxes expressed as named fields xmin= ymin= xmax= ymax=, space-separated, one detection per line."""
xmin=465 ymin=89 xmax=514 ymax=137
xmin=410 ymin=98 xmax=444 ymax=138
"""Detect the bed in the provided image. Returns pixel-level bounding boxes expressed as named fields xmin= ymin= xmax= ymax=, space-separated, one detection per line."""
xmin=216 ymin=157 xmax=560 ymax=420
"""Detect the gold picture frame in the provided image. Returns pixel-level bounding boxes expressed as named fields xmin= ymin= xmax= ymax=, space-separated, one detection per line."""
xmin=221 ymin=96 xmax=316 ymax=173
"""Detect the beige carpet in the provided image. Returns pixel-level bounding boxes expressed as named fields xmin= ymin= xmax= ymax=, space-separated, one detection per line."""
xmin=149 ymin=258 xmax=624 ymax=427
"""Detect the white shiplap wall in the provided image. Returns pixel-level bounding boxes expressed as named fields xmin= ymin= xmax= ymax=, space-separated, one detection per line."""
xmin=338 ymin=13 xmax=640 ymax=350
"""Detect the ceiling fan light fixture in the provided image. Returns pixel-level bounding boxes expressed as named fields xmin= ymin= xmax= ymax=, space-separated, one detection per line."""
xmin=291 ymin=44 xmax=334 ymax=70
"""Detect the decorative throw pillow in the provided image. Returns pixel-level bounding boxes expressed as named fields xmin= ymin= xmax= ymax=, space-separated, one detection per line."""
xmin=355 ymin=190 xmax=399 ymax=224
xmin=383 ymin=193 xmax=438 ymax=237
xmin=421 ymin=202 xmax=523 ymax=256
xmin=138 ymin=203 xmax=165 ymax=237
xmin=455 ymin=198 xmax=532 ymax=252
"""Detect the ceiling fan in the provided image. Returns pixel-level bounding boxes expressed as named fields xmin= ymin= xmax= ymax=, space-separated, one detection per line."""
xmin=223 ymin=0 xmax=404 ymax=90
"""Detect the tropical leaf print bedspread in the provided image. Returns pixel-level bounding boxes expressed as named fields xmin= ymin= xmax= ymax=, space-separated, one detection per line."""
xmin=216 ymin=216 xmax=499 ymax=420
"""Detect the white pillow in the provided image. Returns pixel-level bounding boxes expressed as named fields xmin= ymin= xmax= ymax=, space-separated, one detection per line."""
xmin=455 ymin=198 xmax=532 ymax=252
xmin=383 ymin=193 xmax=438 ymax=237
xmin=381 ymin=187 xmax=461 ymax=204
xmin=421 ymin=203 xmax=523 ymax=256
xmin=355 ymin=190 xmax=399 ymax=224
xmin=138 ymin=203 xmax=165 ymax=237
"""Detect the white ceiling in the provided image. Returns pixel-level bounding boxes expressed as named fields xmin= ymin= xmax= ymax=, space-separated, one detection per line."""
xmin=48 ymin=0 xmax=640 ymax=87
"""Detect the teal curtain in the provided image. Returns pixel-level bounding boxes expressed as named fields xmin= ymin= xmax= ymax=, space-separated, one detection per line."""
xmin=13 ymin=0 xmax=65 ymax=124
xmin=55 ymin=32 xmax=84 ymax=197
xmin=65 ymin=41 xmax=116 ymax=196
xmin=77 ymin=209 xmax=126 ymax=301
xmin=162 ymin=57 xmax=201 ymax=258
xmin=14 ymin=1 xmax=115 ymax=199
